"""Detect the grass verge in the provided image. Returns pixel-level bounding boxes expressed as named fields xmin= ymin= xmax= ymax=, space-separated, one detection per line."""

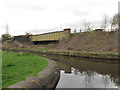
xmin=17 ymin=48 xmax=49 ymax=51
xmin=2 ymin=51 xmax=48 ymax=88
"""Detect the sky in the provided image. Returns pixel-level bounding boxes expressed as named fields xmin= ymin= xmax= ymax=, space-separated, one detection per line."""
xmin=0 ymin=0 xmax=119 ymax=37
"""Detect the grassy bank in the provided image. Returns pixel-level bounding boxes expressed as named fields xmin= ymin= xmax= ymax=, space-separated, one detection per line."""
xmin=23 ymin=48 xmax=49 ymax=51
xmin=2 ymin=51 xmax=48 ymax=88
xmin=12 ymin=48 xmax=118 ymax=55
xmin=5 ymin=48 xmax=118 ymax=60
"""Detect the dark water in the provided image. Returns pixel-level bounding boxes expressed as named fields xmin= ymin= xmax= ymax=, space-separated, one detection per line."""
xmin=39 ymin=54 xmax=118 ymax=88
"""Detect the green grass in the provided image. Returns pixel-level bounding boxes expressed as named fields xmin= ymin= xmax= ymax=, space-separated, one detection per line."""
xmin=18 ymin=48 xmax=49 ymax=51
xmin=54 ymin=49 xmax=118 ymax=55
xmin=2 ymin=51 xmax=48 ymax=88
xmin=11 ymin=47 xmax=118 ymax=56
xmin=87 ymin=31 xmax=93 ymax=34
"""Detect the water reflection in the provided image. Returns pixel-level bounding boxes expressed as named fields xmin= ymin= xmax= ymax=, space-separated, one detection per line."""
xmin=38 ymin=54 xmax=118 ymax=88
xmin=57 ymin=68 xmax=118 ymax=88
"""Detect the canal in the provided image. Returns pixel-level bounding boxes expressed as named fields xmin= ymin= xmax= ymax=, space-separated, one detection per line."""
xmin=39 ymin=54 xmax=118 ymax=88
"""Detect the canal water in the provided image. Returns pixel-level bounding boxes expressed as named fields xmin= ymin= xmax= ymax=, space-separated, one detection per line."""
xmin=39 ymin=54 xmax=118 ymax=88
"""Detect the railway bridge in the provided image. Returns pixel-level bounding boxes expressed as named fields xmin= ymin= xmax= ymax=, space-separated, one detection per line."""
xmin=29 ymin=28 xmax=71 ymax=44
xmin=14 ymin=28 xmax=71 ymax=45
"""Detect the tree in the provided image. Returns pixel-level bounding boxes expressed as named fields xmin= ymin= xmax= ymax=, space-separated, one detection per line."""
xmin=118 ymin=13 xmax=120 ymax=28
xmin=79 ymin=28 xmax=82 ymax=33
xmin=110 ymin=14 xmax=118 ymax=31
xmin=101 ymin=14 xmax=109 ymax=31
xmin=74 ymin=28 xmax=77 ymax=34
xmin=86 ymin=23 xmax=92 ymax=32
xmin=2 ymin=34 xmax=11 ymax=41
xmin=81 ymin=20 xmax=92 ymax=32
xmin=25 ymin=32 xmax=31 ymax=35
xmin=81 ymin=20 xmax=87 ymax=32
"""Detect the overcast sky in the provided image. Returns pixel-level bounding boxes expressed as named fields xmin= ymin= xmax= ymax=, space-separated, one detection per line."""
xmin=0 ymin=0 xmax=119 ymax=36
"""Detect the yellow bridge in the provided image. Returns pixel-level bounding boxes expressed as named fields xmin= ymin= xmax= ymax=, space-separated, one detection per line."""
xmin=30 ymin=28 xmax=71 ymax=43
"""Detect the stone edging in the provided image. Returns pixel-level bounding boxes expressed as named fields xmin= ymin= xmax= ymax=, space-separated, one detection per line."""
xmin=8 ymin=58 xmax=60 ymax=89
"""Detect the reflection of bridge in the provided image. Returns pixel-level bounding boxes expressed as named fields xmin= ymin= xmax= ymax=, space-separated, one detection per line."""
xmin=29 ymin=28 xmax=71 ymax=44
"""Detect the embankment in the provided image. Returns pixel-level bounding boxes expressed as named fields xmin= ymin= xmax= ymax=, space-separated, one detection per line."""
xmin=2 ymin=31 xmax=119 ymax=60
xmin=54 ymin=31 xmax=118 ymax=53
xmin=4 ymin=48 xmax=118 ymax=60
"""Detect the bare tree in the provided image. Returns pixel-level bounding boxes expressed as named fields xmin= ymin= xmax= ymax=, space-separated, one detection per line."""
xmin=74 ymin=28 xmax=77 ymax=34
xmin=79 ymin=28 xmax=82 ymax=33
xmin=86 ymin=23 xmax=93 ymax=32
xmin=118 ymin=13 xmax=120 ymax=28
xmin=101 ymin=14 xmax=109 ymax=31
xmin=81 ymin=20 xmax=92 ymax=32
xmin=110 ymin=14 xmax=118 ymax=31
xmin=25 ymin=32 xmax=30 ymax=35
xmin=81 ymin=19 xmax=87 ymax=32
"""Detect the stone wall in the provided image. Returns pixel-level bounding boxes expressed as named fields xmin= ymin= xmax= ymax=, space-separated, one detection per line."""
xmin=14 ymin=36 xmax=30 ymax=44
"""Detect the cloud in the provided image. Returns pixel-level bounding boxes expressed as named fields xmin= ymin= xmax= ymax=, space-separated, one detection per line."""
xmin=0 ymin=0 xmax=119 ymax=36
xmin=3 ymin=1 xmax=47 ymax=11
xmin=27 ymin=6 xmax=46 ymax=11
xmin=73 ymin=10 xmax=88 ymax=17
xmin=119 ymin=1 xmax=120 ymax=13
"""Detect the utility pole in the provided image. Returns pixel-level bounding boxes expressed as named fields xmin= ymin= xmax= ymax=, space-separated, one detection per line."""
xmin=0 ymin=24 xmax=9 ymax=34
